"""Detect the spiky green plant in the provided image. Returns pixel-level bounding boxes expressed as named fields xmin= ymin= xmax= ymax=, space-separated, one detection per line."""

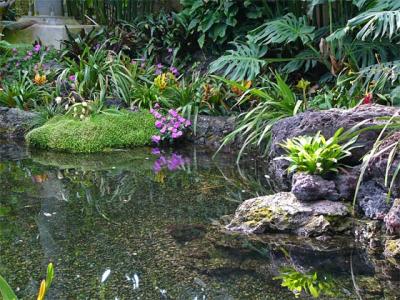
xmin=215 ymin=73 xmax=302 ymax=162
xmin=278 ymin=128 xmax=358 ymax=175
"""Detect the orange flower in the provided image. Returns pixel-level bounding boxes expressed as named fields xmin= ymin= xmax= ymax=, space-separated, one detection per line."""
xmin=34 ymin=73 xmax=47 ymax=85
xmin=232 ymin=80 xmax=252 ymax=96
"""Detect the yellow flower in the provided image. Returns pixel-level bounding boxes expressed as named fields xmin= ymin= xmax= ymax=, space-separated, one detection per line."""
xmin=37 ymin=280 xmax=46 ymax=300
xmin=34 ymin=73 xmax=47 ymax=85
xmin=296 ymin=78 xmax=311 ymax=90
xmin=154 ymin=73 xmax=168 ymax=90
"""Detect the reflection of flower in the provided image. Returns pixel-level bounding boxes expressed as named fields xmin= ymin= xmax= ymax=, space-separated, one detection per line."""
xmin=151 ymin=148 xmax=161 ymax=155
xmin=151 ymin=149 xmax=190 ymax=173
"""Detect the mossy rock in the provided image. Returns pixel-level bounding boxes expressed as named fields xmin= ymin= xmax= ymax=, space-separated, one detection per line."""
xmin=227 ymin=192 xmax=350 ymax=237
xmin=26 ymin=111 xmax=158 ymax=153
xmin=384 ymin=239 xmax=400 ymax=259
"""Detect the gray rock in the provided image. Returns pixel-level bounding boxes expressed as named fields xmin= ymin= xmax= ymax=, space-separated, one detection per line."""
xmin=365 ymin=132 xmax=400 ymax=199
xmin=354 ymin=220 xmax=382 ymax=251
xmin=0 ymin=141 xmax=29 ymax=161
xmin=269 ymin=105 xmax=399 ymax=190
xmin=357 ymin=181 xmax=393 ymax=220
xmin=333 ymin=166 xmax=360 ymax=200
xmin=188 ymin=115 xmax=240 ymax=151
xmin=227 ymin=192 xmax=350 ymax=237
xmin=291 ymin=172 xmax=339 ymax=201
xmin=384 ymin=199 xmax=400 ymax=235
xmin=0 ymin=107 xmax=38 ymax=140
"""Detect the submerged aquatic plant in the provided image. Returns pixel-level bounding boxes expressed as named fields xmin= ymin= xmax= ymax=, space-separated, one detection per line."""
xmin=273 ymin=267 xmax=337 ymax=298
xmin=0 ymin=263 xmax=54 ymax=300
xmin=278 ymin=128 xmax=358 ymax=175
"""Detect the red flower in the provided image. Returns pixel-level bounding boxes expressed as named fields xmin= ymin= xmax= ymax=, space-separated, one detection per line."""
xmin=362 ymin=93 xmax=373 ymax=105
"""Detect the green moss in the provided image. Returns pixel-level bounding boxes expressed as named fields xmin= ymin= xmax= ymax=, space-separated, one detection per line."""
xmin=386 ymin=240 xmax=400 ymax=254
xmin=248 ymin=207 xmax=274 ymax=222
xmin=26 ymin=111 xmax=158 ymax=153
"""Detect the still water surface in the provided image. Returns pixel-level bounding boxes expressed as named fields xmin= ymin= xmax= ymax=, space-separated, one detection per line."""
xmin=0 ymin=141 xmax=399 ymax=299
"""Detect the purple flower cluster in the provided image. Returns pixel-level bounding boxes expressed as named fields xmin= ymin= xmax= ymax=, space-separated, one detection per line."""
xmin=33 ymin=44 xmax=41 ymax=53
xmin=152 ymin=149 xmax=190 ymax=173
xmin=20 ymin=43 xmax=44 ymax=61
xmin=169 ymin=66 xmax=179 ymax=77
xmin=155 ymin=63 xmax=163 ymax=75
xmin=150 ymin=104 xmax=191 ymax=144
xmin=154 ymin=62 xmax=179 ymax=77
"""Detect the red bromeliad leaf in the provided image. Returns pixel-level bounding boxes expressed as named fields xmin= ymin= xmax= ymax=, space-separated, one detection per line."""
xmin=362 ymin=93 xmax=373 ymax=105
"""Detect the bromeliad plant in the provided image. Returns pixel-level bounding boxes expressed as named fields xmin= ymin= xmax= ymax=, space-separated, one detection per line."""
xmin=278 ymin=128 xmax=358 ymax=175
xmin=150 ymin=104 xmax=191 ymax=145
xmin=0 ymin=72 xmax=47 ymax=109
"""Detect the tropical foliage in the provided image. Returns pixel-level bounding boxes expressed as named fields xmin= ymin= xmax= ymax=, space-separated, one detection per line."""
xmin=278 ymin=128 xmax=358 ymax=175
xmin=1 ymin=0 xmax=400 ymax=158
xmin=211 ymin=0 xmax=400 ymax=97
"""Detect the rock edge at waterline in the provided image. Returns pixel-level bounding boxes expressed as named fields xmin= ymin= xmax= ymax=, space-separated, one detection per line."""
xmin=227 ymin=192 xmax=351 ymax=237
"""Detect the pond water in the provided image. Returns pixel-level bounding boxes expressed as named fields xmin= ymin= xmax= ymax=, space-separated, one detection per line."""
xmin=0 ymin=141 xmax=399 ymax=299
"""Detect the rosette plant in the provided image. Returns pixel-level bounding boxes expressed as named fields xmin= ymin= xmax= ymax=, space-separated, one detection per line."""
xmin=278 ymin=128 xmax=359 ymax=175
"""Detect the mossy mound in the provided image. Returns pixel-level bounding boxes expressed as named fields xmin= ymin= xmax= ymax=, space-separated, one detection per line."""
xmin=26 ymin=111 xmax=157 ymax=153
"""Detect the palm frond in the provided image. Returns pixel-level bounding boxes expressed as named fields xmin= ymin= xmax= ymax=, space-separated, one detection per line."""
xmin=350 ymin=39 xmax=398 ymax=67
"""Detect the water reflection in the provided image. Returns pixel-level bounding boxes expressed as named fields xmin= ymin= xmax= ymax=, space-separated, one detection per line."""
xmin=0 ymin=143 xmax=399 ymax=299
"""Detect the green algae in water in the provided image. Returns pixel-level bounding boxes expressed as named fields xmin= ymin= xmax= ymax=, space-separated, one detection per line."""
xmin=0 ymin=143 xmax=398 ymax=299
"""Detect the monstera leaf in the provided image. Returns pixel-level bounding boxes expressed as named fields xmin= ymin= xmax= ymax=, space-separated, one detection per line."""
xmin=210 ymin=41 xmax=268 ymax=81
xmin=251 ymin=13 xmax=316 ymax=46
